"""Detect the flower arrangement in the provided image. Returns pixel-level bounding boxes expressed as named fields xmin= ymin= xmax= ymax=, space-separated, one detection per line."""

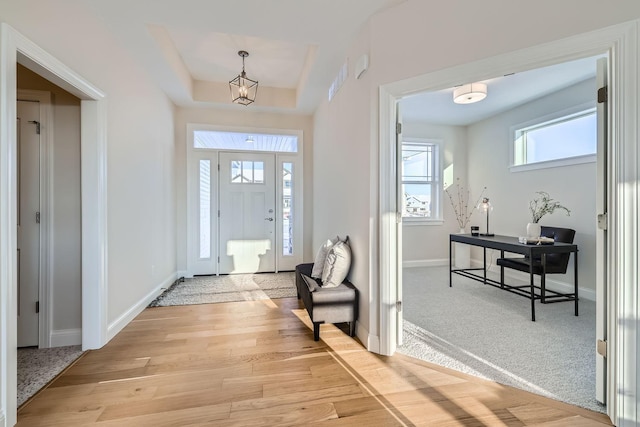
xmin=529 ymin=191 xmax=570 ymax=223
xmin=444 ymin=178 xmax=486 ymax=229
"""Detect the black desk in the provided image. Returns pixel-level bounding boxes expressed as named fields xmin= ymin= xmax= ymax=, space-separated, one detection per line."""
xmin=449 ymin=234 xmax=578 ymax=321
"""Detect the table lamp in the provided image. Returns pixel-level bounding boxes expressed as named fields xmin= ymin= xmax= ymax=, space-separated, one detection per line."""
xmin=477 ymin=197 xmax=494 ymax=236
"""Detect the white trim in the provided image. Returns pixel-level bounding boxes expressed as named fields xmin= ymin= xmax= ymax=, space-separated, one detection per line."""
xmin=17 ymin=90 xmax=53 ymax=349
xmin=357 ymin=323 xmax=379 ymax=354
xmin=509 ymin=154 xmax=596 ymax=173
xmin=107 ymin=272 xmax=177 ymax=341
xmin=50 ymin=329 xmax=82 ymax=347
xmin=0 ymin=23 xmax=108 ymax=427
xmin=402 ymin=219 xmax=445 ymax=226
xmin=379 ymin=21 xmax=639 ymax=426
xmin=403 ymin=259 xmax=449 ymax=268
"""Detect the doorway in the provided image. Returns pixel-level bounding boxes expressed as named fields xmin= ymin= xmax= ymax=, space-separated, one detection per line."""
xmin=187 ymin=127 xmax=304 ymax=277
xmin=377 ymin=24 xmax=640 ymax=425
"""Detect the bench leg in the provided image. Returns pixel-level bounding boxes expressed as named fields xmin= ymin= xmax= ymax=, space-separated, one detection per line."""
xmin=349 ymin=321 xmax=356 ymax=337
xmin=313 ymin=322 xmax=323 ymax=341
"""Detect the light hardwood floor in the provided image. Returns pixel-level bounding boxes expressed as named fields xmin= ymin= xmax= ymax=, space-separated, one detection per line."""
xmin=17 ymin=297 xmax=612 ymax=426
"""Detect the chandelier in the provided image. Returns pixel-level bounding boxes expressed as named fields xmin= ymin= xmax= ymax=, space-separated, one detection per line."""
xmin=229 ymin=50 xmax=258 ymax=106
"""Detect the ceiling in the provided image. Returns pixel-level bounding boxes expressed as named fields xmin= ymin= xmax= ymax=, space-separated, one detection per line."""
xmin=80 ymin=0 xmax=406 ymax=114
xmin=400 ymin=55 xmax=603 ymax=126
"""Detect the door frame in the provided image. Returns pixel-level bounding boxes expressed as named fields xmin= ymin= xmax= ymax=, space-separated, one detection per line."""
xmin=0 ymin=23 xmax=108 ymax=427
xmin=378 ymin=21 xmax=638 ymax=425
xmin=186 ymin=123 xmax=304 ymax=277
xmin=17 ymin=90 xmax=52 ymax=349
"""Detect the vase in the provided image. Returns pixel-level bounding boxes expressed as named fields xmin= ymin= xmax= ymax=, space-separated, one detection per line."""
xmin=526 ymin=222 xmax=541 ymax=238
xmin=455 ymin=228 xmax=470 ymax=268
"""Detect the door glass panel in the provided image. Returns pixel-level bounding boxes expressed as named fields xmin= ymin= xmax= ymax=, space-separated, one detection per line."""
xmin=199 ymin=160 xmax=211 ymax=259
xmin=230 ymin=160 xmax=264 ymax=183
xmin=283 ymin=162 xmax=293 ymax=255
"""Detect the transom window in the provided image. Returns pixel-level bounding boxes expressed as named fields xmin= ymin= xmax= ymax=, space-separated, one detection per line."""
xmin=401 ymin=140 xmax=441 ymax=220
xmin=513 ymin=108 xmax=597 ymax=168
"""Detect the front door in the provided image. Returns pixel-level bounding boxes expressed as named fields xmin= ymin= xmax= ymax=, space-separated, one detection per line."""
xmin=218 ymin=152 xmax=276 ymax=274
xmin=17 ymin=100 xmax=40 ymax=347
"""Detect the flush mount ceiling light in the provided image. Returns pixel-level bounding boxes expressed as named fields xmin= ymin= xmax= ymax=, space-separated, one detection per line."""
xmin=453 ymin=82 xmax=487 ymax=104
xmin=229 ymin=50 xmax=258 ymax=106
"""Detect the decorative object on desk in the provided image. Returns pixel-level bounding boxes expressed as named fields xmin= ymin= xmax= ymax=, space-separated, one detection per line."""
xmin=444 ymin=178 xmax=486 ymax=231
xmin=477 ymin=197 xmax=494 ymax=236
xmin=455 ymin=228 xmax=471 ymax=268
xmin=527 ymin=191 xmax=571 ymax=237
xmin=470 ymin=225 xmax=479 ymax=236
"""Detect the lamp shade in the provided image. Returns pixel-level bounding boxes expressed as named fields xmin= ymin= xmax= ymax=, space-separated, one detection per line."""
xmin=453 ymin=82 xmax=487 ymax=104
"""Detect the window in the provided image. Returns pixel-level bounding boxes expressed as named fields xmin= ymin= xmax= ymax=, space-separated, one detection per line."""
xmin=230 ymin=160 xmax=264 ymax=183
xmin=282 ymin=162 xmax=293 ymax=255
xmin=401 ymin=141 xmax=441 ymax=220
xmin=513 ymin=107 xmax=597 ymax=170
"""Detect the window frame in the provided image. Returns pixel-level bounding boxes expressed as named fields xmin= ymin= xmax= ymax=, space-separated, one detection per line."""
xmin=401 ymin=138 xmax=444 ymax=224
xmin=509 ymin=101 xmax=597 ymax=173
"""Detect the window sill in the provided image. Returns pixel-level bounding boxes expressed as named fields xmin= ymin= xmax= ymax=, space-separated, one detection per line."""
xmin=510 ymin=154 xmax=596 ymax=173
xmin=402 ymin=219 xmax=444 ymax=226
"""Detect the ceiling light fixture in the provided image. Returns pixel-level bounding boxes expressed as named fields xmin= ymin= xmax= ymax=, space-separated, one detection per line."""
xmin=229 ymin=50 xmax=258 ymax=106
xmin=453 ymin=82 xmax=487 ymax=104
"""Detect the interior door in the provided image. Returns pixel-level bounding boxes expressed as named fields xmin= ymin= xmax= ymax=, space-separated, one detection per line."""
xmin=396 ymin=102 xmax=403 ymax=346
xmin=595 ymin=57 xmax=608 ymax=404
xmin=17 ymin=100 xmax=40 ymax=347
xmin=219 ymin=152 xmax=276 ymax=274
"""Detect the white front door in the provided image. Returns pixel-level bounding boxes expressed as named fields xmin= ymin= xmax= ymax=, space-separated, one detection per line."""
xmin=218 ymin=152 xmax=276 ymax=274
xmin=17 ymin=100 xmax=40 ymax=347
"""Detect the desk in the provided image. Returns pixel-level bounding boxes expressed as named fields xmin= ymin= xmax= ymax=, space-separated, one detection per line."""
xmin=449 ymin=234 xmax=578 ymax=321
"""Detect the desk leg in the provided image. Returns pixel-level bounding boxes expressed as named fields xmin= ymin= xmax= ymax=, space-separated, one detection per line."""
xmin=574 ymin=250 xmax=579 ymax=316
xmin=530 ymin=262 xmax=536 ymax=321
xmin=500 ymin=250 xmax=504 ymax=288
xmin=541 ymin=253 xmax=547 ymax=304
xmin=449 ymin=237 xmax=452 ymax=287
xmin=483 ymin=247 xmax=487 ymax=284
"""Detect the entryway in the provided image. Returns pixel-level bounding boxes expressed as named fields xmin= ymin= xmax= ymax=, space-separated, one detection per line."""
xmin=187 ymin=127 xmax=303 ymax=277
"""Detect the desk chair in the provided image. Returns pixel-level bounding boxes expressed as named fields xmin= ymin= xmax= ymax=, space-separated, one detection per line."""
xmin=497 ymin=226 xmax=576 ymax=303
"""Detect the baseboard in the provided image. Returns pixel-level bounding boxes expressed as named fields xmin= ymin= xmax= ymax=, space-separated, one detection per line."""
xmin=403 ymin=259 xmax=449 ymax=268
xmin=107 ymin=272 xmax=179 ymax=341
xmin=177 ymin=270 xmax=190 ymax=279
xmin=357 ymin=322 xmax=379 ymax=354
xmin=50 ymin=328 xmax=82 ymax=347
xmin=470 ymin=258 xmax=596 ymax=302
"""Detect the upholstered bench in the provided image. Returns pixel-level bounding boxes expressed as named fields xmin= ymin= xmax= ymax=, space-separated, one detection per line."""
xmin=295 ymin=263 xmax=358 ymax=341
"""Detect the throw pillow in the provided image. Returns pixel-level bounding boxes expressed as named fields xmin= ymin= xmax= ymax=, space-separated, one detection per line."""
xmin=311 ymin=236 xmax=339 ymax=278
xmin=321 ymin=239 xmax=352 ymax=288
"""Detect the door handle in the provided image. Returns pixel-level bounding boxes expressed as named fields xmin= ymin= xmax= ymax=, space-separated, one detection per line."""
xmin=265 ymin=217 xmax=274 ymax=221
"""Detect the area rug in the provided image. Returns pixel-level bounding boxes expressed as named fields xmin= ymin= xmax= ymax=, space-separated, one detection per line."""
xmin=148 ymin=272 xmax=297 ymax=307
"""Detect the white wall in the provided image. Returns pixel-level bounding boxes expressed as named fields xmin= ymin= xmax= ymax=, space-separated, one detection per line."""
xmin=0 ymin=2 xmax=178 ymax=331
xmin=468 ymin=78 xmax=597 ymax=294
xmin=400 ymin=122 xmax=469 ymax=264
xmin=174 ymin=107 xmax=314 ymax=272
xmin=17 ymin=64 xmax=82 ymax=339
xmin=312 ymin=0 xmax=640 ymax=357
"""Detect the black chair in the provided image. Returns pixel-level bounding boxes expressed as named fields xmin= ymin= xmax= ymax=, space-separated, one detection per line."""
xmin=497 ymin=226 xmax=576 ymax=303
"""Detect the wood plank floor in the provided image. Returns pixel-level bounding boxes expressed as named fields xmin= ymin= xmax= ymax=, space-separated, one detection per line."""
xmin=17 ymin=297 xmax=612 ymax=426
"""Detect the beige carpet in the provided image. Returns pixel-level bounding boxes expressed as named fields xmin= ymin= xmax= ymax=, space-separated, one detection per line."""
xmin=148 ymin=272 xmax=297 ymax=307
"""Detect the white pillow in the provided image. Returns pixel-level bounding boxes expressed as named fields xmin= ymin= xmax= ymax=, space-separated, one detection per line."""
xmin=321 ymin=239 xmax=351 ymax=288
xmin=311 ymin=236 xmax=339 ymax=279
